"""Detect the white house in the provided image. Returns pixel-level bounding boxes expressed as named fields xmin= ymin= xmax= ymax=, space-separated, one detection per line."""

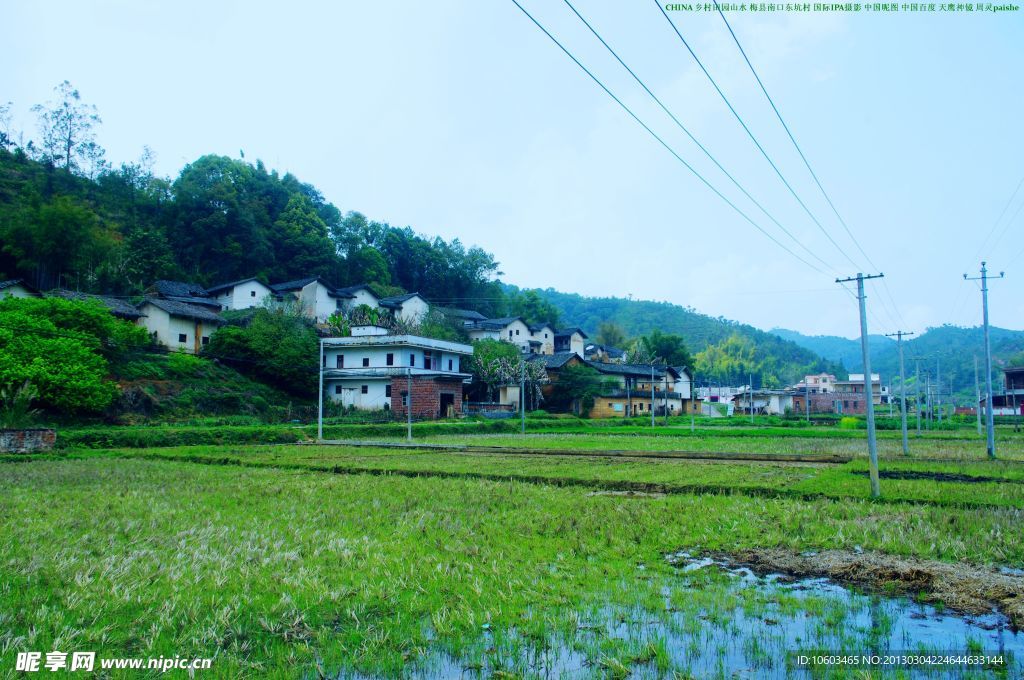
xmin=554 ymin=328 xmax=588 ymax=356
xmin=379 ymin=293 xmax=430 ymax=324
xmin=733 ymin=388 xmax=795 ymax=416
xmin=205 ymin=277 xmax=275 ymax=311
xmin=136 ymin=298 xmax=224 ymax=354
xmin=321 ymin=334 xmax=473 ymax=418
xmin=270 ymin=277 xmax=345 ymax=322
xmin=465 ymin=317 xmax=534 ymax=351
xmin=335 ymin=284 xmax=381 ymax=311
xmin=527 ymin=323 xmax=556 ymax=355
xmin=0 ymin=279 xmax=42 ymax=299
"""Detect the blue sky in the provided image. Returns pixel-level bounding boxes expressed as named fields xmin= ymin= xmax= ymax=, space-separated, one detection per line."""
xmin=4 ymin=1 xmax=1023 ymax=338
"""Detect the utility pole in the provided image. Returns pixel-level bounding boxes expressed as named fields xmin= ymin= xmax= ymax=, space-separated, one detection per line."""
xmin=965 ymin=263 xmax=1004 ymax=458
xmin=749 ymin=372 xmax=754 ymax=423
xmin=318 ymin=339 xmax=325 ymax=441
xmin=885 ymin=331 xmax=914 ymax=456
xmin=650 ymin=365 xmax=655 ymax=428
xmin=805 ymin=378 xmax=810 ymax=423
xmin=935 ymin=358 xmax=942 ymax=424
xmin=521 ymin=360 xmax=526 ymax=435
xmin=915 ymin=359 xmax=921 ymax=436
xmin=925 ymin=372 xmax=932 ymax=429
xmin=406 ymin=367 xmax=412 ymax=442
xmin=837 ymin=273 xmax=884 ymax=497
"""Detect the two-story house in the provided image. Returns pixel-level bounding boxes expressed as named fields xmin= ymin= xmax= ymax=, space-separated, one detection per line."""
xmin=321 ymin=328 xmax=473 ymax=418
xmin=204 ymin=277 xmax=275 ymax=311
xmin=554 ymin=328 xmax=588 ymax=356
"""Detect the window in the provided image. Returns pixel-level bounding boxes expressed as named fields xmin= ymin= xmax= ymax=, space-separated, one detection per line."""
xmin=448 ymin=359 xmax=453 ymax=371
xmin=402 ymin=394 xmax=409 ymax=407
xmin=853 ymin=401 xmax=859 ymax=408
xmin=250 ymin=290 xmax=256 ymax=297
xmin=201 ymin=336 xmax=210 ymax=345
xmin=385 ymin=385 xmax=392 ymax=398
xmin=544 ymin=333 xmax=548 ymax=338
xmin=843 ymin=400 xmax=849 ymax=408
xmin=362 ymin=357 xmax=369 ymax=367
xmin=424 ymin=351 xmax=432 ymax=370
xmin=178 ymin=333 xmax=187 ymax=343
xmin=508 ymin=330 xmax=513 ymax=338
xmin=515 ymin=329 xmax=520 ymax=335
xmin=335 ymin=385 xmax=342 ymax=395
xmin=337 ymin=355 xmax=344 ymax=368
xmin=410 ymin=354 xmax=416 ymax=367
xmin=361 ymin=385 xmax=368 ymax=394
xmin=386 ymin=353 xmax=394 ymax=366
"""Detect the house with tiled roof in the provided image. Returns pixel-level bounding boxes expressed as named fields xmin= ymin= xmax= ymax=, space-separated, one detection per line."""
xmin=136 ymin=298 xmax=224 ymax=354
xmin=586 ymin=362 xmax=692 ymax=418
xmin=554 ymin=328 xmax=588 ymax=356
xmin=204 ymin=277 xmax=274 ymax=311
xmin=379 ymin=292 xmax=430 ymax=324
xmin=464 ymin=317 xmax=533 ymax=351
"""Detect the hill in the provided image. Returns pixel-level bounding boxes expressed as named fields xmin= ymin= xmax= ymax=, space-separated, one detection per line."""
xmin=773 ymin=325 xmax=1024 ymax=395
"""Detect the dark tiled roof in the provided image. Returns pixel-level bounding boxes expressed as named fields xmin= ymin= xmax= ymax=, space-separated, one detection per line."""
xmin=204 ymin=277 xmax=265 ymax=295
xmin=269 ymin=277 xmax=321 ymax=293
xmin=527 ymin=352 xmax=582 ymax=369
xmin=585 ymin=343 xmax=625 ymax=358
xmin=379 ymin=293 xmax=422 ymax=309
xmin=335 ymin=283 xmax=378 ymax=298
xmin=438 ymin=307 xmax=486 ymax=321
xmin=466 ymin=316 xmax=524 ymax=331
xmin=587 ymin=361 xmax=671 ymax=379
xmin=555 ymin=327 xmax=589 ymax=339
xmin=166 ymin=295 xmax=222 ymax=309
xmin=152 ymin=280 xmax=207 ymax=298
xmin=140 ymin=297 xmax=223 ymax=323
xmin=0 ymin=279 xmax=42 ymax=296
xmin=50 ymin=290 xmax=146 ymax=319
xmin=528 ymin=323 xmax=556 ymax=333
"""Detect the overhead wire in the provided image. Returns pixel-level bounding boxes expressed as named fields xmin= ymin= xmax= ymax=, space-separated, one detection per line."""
xmin=706 ymin=1 xmax=909 ymax=331
xmin=651 ymin=0 xmax=862 ymax=275
xmin=561 ymin=0 xmax=836 ymax=274
xmin=507 ymin=0 xmax=828 ymax=275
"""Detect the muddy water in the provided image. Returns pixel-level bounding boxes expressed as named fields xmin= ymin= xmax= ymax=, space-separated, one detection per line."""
xmin=334 ymin=554 xmax=1024 ymax=678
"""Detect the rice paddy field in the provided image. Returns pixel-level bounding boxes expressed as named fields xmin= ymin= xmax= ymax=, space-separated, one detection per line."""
xmin=2 ymin=423 xmax=1024 ymax=678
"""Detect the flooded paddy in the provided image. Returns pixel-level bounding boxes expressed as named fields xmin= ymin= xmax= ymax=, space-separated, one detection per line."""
xmin=338 ymin=553 xmax=1024 ymax=679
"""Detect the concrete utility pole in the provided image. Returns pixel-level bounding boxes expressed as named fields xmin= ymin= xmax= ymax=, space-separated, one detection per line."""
xmin=318 ymin=339 xmax=325 ymax=441
xmin=885 ymin=331 xmax=914 ymax=456
xmin=406 ymin=367 xmax=413 ymax=442
xmin=915 ymin=360 xmax=921 ymax=436
xmin=650 ymin=365 xmax=656 ymax=428
xmin=805 ymin=378 xmax=810 ymax=423
xmin=837 ymin=273 xmax=884 ymax=497
xmin=935 ymin=358 xmax=942 ymax=424
xmin=965 ymin=262 xmax=1004 ymax=459
xmin=521 ymin=360 xmax=526 ymax=435
xmin=749 ymin=372 xmax=755 ymax=423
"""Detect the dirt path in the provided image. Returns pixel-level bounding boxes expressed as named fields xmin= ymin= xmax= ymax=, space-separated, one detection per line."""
xmin=702 ymin=548 xmax=1024 ymax=627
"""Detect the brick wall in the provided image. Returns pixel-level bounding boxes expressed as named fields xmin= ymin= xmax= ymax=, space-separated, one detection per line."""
xmin=390 ymin=376 xmax=464 ymax=420
xmin=0 ymin=428 xmax=56 ymax=453
xmin=792 ymin=391 xmax=868 ymax=415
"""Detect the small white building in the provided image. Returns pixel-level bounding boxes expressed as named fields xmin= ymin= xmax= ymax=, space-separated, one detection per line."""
xmin=0 ymin=279 xmax=41 ymax=299
xmin=136 ymin=298 xmax=224 ymax=354
xmin=733 ymin=388 xmax=795 ymax=416
xmin=205 ymin=277 xmax=275 ymax=311
xmin=465 ymin=317 xmax=534 ymax=352
xmin=379 ymin=293 xmax=430 ymax=324
xmin=527 ymin=323 xmax=556 ymax=355
xmin=270 ymin=277 xmax=345 ymax=322
xmin=554 ymin=328 xmax=588 ymax=356
xmin=322 ymin=334 xmax=473 ymax=418
xmin=335 ymin=284 xmax=381 ymax=311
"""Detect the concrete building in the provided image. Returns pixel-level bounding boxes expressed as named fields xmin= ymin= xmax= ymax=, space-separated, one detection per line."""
xmin=734 ymin=388 xmax=795 ymax=416
xmin=321 ymin=333 xmax=473 ymax=418
xmin=834 ymin=373 xmax=886 ymax=405
xmin=554 ymin=328 xmax=588 ymax=356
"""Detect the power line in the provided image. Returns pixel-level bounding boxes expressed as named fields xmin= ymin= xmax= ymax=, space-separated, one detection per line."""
xmin=652 ymin=0 xmax=861 ymax=274
xmin=508 ymin=0 xmax=827 ymax=274
xmin=974 ymin=173 xmax=1024 ymax=261
xmin=561 ymin=0 xmax=835 ymax=273
xmin=707 ymin=3 xmax=909 ymax=331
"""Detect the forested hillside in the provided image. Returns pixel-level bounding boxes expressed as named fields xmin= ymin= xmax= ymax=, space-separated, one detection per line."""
xmin=773 ymin=325 xmax=1024 ymax=394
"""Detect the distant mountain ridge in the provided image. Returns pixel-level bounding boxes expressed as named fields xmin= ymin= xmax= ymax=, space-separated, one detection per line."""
xmin=772 ymin=325 xmax=1024 ymax=394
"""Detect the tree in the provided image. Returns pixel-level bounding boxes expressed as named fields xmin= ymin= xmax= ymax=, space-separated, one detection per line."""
xmin=30 ymin=81 xmax=103 ymax=173
xmin=272 ymin=195 xmax=336 ymax=279
xmin=596 ymin=321 xmax=626 ymax=349
xmin=547 ymin=364 xmax=612 ymax=416
xmin=508 ymin=290 xmax=560 ymax=326
xmin=469 ymin=339 xmax=521 ymax=402
xmin=637 ymin=329 xmax=693 ymax=368
xmin=205 ymin=308 xmax=319 ymax=397
xmin=0 ymin=297 xmax=147 ymax=414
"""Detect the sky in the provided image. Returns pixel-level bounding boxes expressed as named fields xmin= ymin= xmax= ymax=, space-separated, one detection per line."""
xmin=4 ymin=1 xmax=1023 ymax=339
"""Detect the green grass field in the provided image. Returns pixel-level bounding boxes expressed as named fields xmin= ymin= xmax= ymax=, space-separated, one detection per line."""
xmin=3 ymin=424 xmax=1023 ymax=677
